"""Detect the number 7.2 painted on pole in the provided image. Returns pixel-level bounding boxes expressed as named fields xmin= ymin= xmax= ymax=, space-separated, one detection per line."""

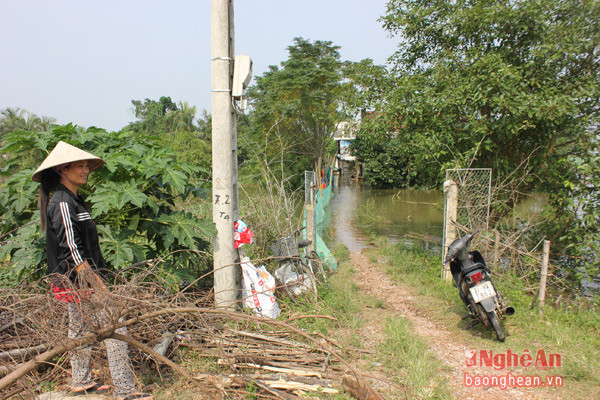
xmin=214 ymin=194 xmax=231 ymax=220
xmin=214 ymin=194 xmax=231 ymax=205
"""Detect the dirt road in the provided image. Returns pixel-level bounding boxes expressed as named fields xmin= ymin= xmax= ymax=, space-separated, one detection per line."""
xmin=349 ymin=251 xmax=562 ymax=400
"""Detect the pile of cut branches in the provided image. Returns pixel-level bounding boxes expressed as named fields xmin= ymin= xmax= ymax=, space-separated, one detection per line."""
xmin=0 ymin=267 xmax=385 ymax=400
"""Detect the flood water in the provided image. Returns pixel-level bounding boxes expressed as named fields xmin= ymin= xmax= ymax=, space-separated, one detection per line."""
xmin=321 ymin=184 xmax=445 ymax=255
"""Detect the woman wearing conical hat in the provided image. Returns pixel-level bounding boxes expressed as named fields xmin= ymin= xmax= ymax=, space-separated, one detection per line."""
xmin=34 ymin=141 xmax=153 ymax=400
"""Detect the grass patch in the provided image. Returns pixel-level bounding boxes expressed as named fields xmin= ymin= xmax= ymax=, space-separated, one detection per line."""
xmin=332 ymin=242 xmax=350 ymax=263
xmin=379 ymin=316 xmax=453 ymax=399
xmin=317 ymin=243 xmax=455 ymax=399
xmin=288 ymin=251 xmax=365 ymax=342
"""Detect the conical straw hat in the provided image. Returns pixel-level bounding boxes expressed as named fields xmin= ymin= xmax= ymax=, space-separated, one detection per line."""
xmin=32 ymin=141 xmax=104 ymax=182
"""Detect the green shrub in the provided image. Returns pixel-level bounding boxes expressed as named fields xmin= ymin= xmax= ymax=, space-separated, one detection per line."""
xmin=0 ymin=125 xmax=214 ymax=285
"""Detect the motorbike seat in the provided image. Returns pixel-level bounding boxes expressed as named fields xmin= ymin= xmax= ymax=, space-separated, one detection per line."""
xmin=297 ymin=239 xmax=311 ymax=248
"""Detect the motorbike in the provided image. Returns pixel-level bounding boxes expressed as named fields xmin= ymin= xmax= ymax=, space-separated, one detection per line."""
xmin=445 ymin=231 xmax=514 ymax=341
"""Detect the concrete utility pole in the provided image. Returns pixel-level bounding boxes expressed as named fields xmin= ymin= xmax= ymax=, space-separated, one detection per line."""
xmin=211 ymin=0 xmax=239 ymax=309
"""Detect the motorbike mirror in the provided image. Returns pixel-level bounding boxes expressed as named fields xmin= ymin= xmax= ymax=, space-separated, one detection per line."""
xmin=465 ymin=230 xmax=478 ymax=241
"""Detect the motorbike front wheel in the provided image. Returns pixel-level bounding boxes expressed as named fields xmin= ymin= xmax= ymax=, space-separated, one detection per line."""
xmin=487 ymin=310 xmax=506 ymax=342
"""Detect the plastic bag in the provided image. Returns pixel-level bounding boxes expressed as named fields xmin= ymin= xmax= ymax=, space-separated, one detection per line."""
xmin=234 ymin=219 xmax=254 ymax=249
xmin=274 ymin=263 xmax=313 ymax=296
xmin=241 ymin=257 xmax=280 ymax=319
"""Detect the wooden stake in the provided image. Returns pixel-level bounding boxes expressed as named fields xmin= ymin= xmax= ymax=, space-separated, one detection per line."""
xmin=493 ymin=229 xmax=500 ymax=267
xmin=538 ymin=240 xmax=550 ymax=315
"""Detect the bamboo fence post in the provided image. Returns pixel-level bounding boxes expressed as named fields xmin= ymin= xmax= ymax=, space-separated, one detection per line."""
xmin=306 ymin=182 xmax=317 ymax=254
xmin=538 ymin=240 xmax=551 ymax=315
xmin=493 ymin=229 xmax=500 ymax=267
xmin=306 ymin=204 xmax=317 ymax=254
xmin=442 ymin=180 xmax=459 ymax=281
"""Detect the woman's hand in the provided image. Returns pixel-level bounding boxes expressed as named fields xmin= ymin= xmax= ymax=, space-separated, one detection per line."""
xmin=75 ymin=261 xmax=109 ymax=293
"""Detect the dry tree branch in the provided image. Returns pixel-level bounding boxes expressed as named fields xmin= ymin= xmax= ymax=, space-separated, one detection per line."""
xmin=466 ymin=134 xmax=488 ymax=169
xmin=0 ymin=344 xmax=48 ymax=362
xmin=0 ymin=328 xmax=102 ymax=390
xmin=1 ymin=277 xmax=383 ymax=400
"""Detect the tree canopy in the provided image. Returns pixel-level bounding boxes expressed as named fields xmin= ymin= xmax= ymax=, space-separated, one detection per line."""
xmin=128 ymin=96 xmax=206 ymax=135
xmin=354 ymin=0 xmax=598 ymax=187
xmin=245 ymin=37 xmax=347 ymax=183
xmin=0 ymin=108 xmax=55 ymax=140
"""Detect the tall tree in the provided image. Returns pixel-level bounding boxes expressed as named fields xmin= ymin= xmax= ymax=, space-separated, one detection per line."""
xmin=166 ymin=101 xmax=198 ymax=133
xmin=128 ymin=96 xmax=179 ymax=134
xmin=247 ymin=37 xmax=346 ymax=181
xmin=127 ymin=97 xmax=212 ymax=175
xmin=1 ymin=108 xmax=57 ymax=175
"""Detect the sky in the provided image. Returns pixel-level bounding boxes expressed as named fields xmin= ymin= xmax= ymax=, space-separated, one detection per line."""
xmin=0 ymin=0 xmax=399 ymax=132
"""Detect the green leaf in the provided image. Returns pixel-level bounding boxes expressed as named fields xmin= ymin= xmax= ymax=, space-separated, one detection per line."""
xmin=160 ymin=168 xmax=187 ymax=194
xmin=88 ymin=183 xmax=124 ymax=217
xmin=97 ymin=225 xmax=144 ymax=269
xmin=121 ymin=180 xmax=149 ymax=207
xmin=156 ymin=212 xmax=215 ymax=249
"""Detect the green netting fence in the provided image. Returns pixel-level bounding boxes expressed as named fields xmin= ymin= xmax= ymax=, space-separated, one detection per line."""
xmin=303 ymin=170 xmax=337 ymax=271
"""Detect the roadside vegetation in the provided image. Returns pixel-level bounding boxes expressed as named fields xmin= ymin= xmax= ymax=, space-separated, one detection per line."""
xmin=355 ymin=201 xmax=600 ymax=399
xmin=132 ymin=241 xmax=456 ymax=400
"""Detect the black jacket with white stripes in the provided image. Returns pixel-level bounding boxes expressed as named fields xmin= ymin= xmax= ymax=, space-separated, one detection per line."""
xmin=46 ymin=184 xmax=105 ymax=283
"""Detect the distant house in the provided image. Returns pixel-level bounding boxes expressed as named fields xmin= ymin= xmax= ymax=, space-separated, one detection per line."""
xmin=333 ymin=121 xmax=360 ymax=181
xmin=332 ymin=111 xmax=401 ymax=183
xmin=333 ymin=121 xmax=359 ymax=162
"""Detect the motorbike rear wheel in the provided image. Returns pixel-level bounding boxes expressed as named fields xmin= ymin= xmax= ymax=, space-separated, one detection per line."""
xmin=487 ymin=310 xmax=506 ymax=342
xmin=299 ymin=260 xmax=318 ymax=301
xmin=472 ymin=299 xmax=490 ymax=328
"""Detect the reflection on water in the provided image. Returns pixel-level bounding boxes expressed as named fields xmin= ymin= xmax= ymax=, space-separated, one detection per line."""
xmin=322 ymin=185 xmax=370 ymax=252
xmin=321 ymin=184 xmax=445 ymax=254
